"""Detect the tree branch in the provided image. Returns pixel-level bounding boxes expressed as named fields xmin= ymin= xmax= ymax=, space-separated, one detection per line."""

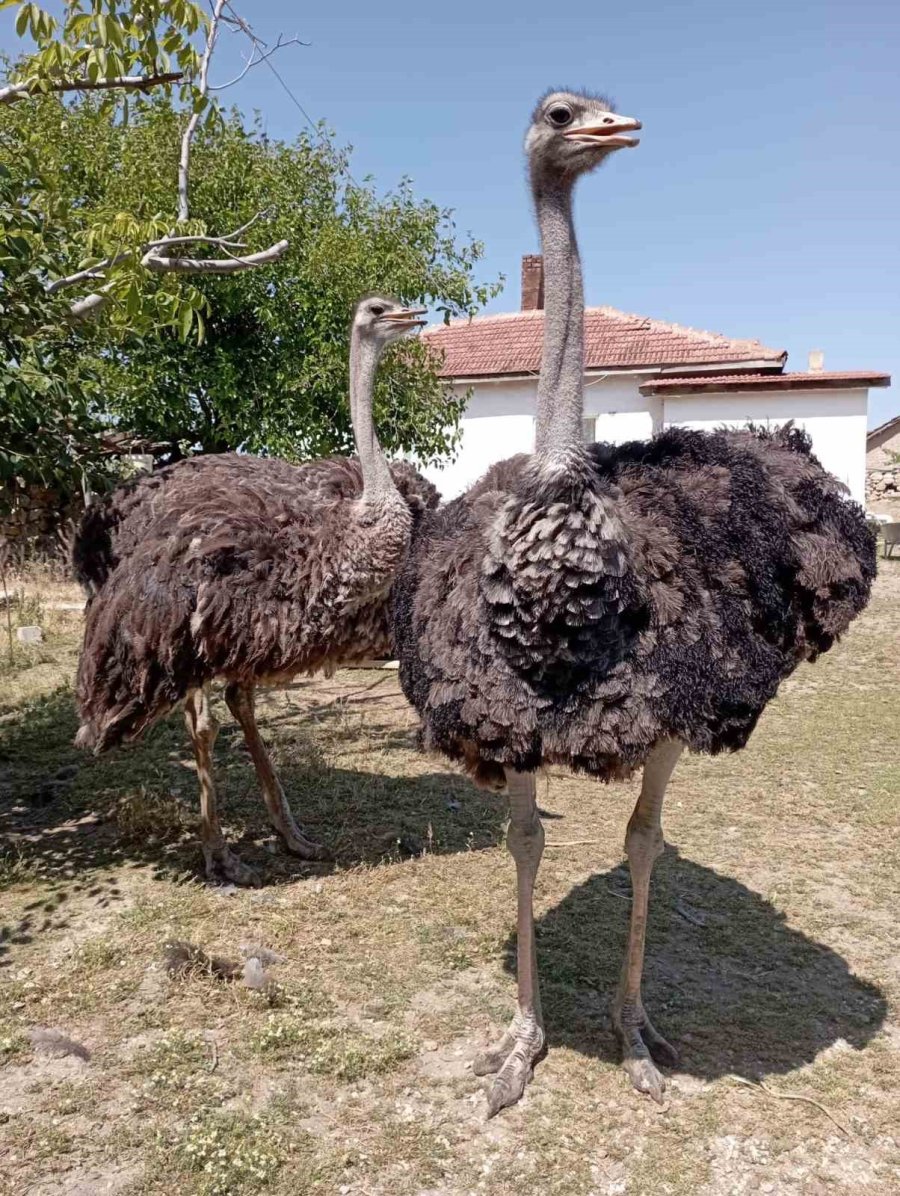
xmin=66 ymin=286 xmax=115 ymax=321
xmin=209 ymin=33 xmax=307 ymax=91
xmin=35 ymin=4 xmax=292 ymax=317
xmin=178 ymin=0 xmax=225 ymax=224
xmin=51 ymin=213 xmax=284 ymax=312
xmin=0 ymin=72 xmax=183 ymax=106
xmin=142 ymin=239 xmax=289 ymax=274
xmin=46 ymin=253 xmax=131 ymax=294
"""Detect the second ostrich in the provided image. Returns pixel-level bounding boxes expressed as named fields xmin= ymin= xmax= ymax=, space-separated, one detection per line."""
xmin=393 ymin=91 xmax=875 ymax=1114
xmin=74 ymin=295 xmax=436 ymax=885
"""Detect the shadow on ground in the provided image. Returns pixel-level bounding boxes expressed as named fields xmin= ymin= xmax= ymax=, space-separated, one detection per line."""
xmin=0 ymin=685 xmax=504 ymax=936
xmin=501 ymin=848 xmax=887 ymax=1081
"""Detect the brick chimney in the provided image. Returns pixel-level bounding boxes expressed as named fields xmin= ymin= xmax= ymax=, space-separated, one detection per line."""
xmin=808 ymin=349 xmax=825 ymax=373
xmin=520 ymin=254 xmax=544 ymax=311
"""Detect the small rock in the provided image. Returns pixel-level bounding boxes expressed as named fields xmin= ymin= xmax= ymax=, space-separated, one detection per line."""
xmin=242 ymin=958 xmax=270 ymax=992
xmin=29 ymin=1027 xmax=90 ymax=1061
xmin=239 ymin=944 xmax=285 ymax=966
xmin=423 ymin=1039 xmax=439 ymax=1052
xmin=16 ymin=625 xmax=42 ymax=644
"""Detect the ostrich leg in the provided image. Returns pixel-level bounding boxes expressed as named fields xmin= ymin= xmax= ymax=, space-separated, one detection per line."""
xmin=184 ymin=686 xmax=261 ymax=887
xmin=473 ymin=770 xmax=545 ymax=1117
xmin=612 ymin=738 xmax=684 ymax=1102
xmin=224 ymin=683 xmax=329 ymax=860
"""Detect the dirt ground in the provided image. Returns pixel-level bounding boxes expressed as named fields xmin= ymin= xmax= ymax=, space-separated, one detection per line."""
xmin=1 ymin=563 xmax=899 ymax=1195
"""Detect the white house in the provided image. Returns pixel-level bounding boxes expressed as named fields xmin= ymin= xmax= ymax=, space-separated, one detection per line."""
xmin=420 ymin=256 xmax=890 ymax=504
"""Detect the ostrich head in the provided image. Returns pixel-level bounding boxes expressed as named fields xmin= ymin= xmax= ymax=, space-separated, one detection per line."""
xmin=352 ymin=294 xmax=427 ymax=351
xmin=526 ymin=90 xmax=641 ymax=186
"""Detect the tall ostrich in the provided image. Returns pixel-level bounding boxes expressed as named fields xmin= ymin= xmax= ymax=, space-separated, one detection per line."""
xmin=392 ymin=91 xmax=875 ymax=1115
xmin=74 ymin=294 xmax=437 ymax=886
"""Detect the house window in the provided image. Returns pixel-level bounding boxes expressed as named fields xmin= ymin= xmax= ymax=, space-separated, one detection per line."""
xmin=582 ymin=416 xmax=597 ymax=443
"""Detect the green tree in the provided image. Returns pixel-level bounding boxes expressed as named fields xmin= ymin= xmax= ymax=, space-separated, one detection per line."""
xmin=92 ymin=101 xmax=497 ymax=462
xmin=2 ymin=88 xmax=499 ymax=479
xmin=1 ymin=2 xmax=499 ymax=518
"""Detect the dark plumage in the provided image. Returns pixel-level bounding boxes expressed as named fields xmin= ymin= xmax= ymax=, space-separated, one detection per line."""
xmin=76 ymin=452 xmax=437 ymax=750
xmin=391 ymin=89 xmax=876 ymax=1116
xmin=74 ymin=452 xmax=435 ymax=600
xmin=394 ymin=423 xmax=874 ymax=780
xmin=73 ymin=294 xmax=436 ymax=884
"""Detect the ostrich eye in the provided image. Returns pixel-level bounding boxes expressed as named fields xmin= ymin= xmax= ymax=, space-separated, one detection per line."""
xmin=547 ymin=104 xmax=573 ymax=127
xmin=370 ymin=305 xmax=385 ymax=317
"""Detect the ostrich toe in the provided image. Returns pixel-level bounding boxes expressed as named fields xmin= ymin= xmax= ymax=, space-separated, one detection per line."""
xmin=622 ymin=1056 xmax=668 ymax=1104
xmin=473 ymin=1013 xmax=544 ymax=1117
xmin=614 ymin=1005 xmax=677 ymax=1103
xmin=279 ymin=825 xmax=331 ymax=861
xmin=202 ymin=843 xmax=262 ymax=888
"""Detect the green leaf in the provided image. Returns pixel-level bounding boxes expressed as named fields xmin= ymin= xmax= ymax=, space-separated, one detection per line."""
xmin=179 ymin=302 xmax=193 ymax=341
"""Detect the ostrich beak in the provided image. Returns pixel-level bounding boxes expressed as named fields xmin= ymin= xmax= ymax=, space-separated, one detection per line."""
xmin=381 ymin=307 xmax=428 ymax=329
xmin=564 ymin=113 xmax=641 ymax=149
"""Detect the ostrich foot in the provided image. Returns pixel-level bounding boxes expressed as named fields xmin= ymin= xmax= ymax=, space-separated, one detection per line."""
xmin=472 ymin=1013 xmax=544 ymax=1117
xmin=278 ymin=823 xmax=331 ymax=862
xmin=613 ymin=1005 xmax=677 ymax=1104
xmin=202 ymin=843 xmax=262 ymax=888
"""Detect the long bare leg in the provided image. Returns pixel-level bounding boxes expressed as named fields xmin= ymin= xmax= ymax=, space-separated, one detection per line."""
xmin=612 ymin=738 xmax=684 ymax=1102
xmin=224 ymin=683 xmax=329 ymax=861
xmin=184 ymin=686 xmax=261 ymax=887
xmin=472 ymin=769 xmax=545 ymax=1117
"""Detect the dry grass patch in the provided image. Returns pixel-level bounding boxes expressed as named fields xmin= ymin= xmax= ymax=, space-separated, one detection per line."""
xmin=0 ymin=564 xmax=898 ymax=1195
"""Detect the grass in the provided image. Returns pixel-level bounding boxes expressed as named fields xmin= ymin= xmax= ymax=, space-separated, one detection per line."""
xmin=0 ymin=566 xmax=898 ymax=1195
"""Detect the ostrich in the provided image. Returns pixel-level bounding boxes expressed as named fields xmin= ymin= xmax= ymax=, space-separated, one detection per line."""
xmin=392 ymin=91 xmax=875 ymax=1115
xmin=74 ymin=294 xmax=437 ymax=886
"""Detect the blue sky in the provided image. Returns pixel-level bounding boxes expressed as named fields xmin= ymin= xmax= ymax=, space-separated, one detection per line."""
xmin=3 ymin=0 xmax=898 ymax=425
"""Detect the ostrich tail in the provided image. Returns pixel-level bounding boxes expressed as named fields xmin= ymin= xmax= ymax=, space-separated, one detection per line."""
xmin=74 ymin=721 xmax=98 ymax=752
xmin=73 ymin=708 xmax=131 ymax=755
xmin=71 ymin=501 xmax=117 ymax=595
xmin=744 ymin=419 xmax=815 ymax=459
xmin=74 ymin=693 xmax=167 ymax=756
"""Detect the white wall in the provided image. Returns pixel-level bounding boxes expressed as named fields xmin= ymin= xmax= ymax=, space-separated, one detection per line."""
xmin=662 ymin=389 xmax=869 ymax=503
xmin=419 ymin=376 xmax=870 ymax=506
xmin=421 ymin=373 xmax=658 ymax=498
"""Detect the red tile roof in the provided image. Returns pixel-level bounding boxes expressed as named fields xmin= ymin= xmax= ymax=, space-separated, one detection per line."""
xmin=640 ymin=371 xmax=891 ymax=395
xmin=423 ymin=307 xmax=787 ymax=379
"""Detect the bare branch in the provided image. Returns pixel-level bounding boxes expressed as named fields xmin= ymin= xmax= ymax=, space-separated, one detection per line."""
xmin=40 ymin=4 xmax=292 ymax=318
xmin=67 ymin=287 xmax=115 ymax=321
xmin=0 ymin=73 xmax=183 ymax=106
xmin=46 ymin=253 xmax=131 ymax=294
xmin=209 ymin=33 xmax=307 ymax=91
xmin=142 ymin=239 xmax=289 ymax=274
xmin=144 ymin=234 xmax=248 ymax=251
xmin=50 ymin=209 xmax=286 ymax=314
xmin=178 ymin=0 xmax=226 ymax=224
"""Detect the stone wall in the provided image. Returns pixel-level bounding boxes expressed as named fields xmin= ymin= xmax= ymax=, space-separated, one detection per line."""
xmin=0 ymin=482 xmax=84 ymax=559
xmin=865 ymin=463 xmax=900 ymax=507
xmin=866 ymin=425 xmax=900 ymax=471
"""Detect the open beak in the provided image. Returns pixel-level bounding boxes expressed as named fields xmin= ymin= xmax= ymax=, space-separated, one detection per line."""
xmin=563 ymin=113 xmax=641 ymax=149
xmin=381 ymin=307 xmax=428 ymax=330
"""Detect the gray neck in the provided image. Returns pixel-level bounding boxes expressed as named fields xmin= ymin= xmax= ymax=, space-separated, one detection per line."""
xmin=349 ymin=335 xmax=397 ymax=501
xmin=532 ymin=174 xmax=585 ymax=467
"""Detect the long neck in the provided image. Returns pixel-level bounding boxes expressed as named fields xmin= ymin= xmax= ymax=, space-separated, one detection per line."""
xmin=348 ymin=335 xmax=397 ymax=501
xmin=532 ymin=174 xmax=585 ymax=468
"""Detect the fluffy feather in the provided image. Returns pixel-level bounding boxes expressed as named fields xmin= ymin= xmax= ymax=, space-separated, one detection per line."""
xmin=393 ymin=425 xmax=875 ymax=782
xmin=74 ymin=452 xmax=438 ymax=752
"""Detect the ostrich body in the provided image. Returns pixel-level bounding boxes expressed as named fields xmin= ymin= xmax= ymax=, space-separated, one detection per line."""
xmin=74 ymin=295 xmax=436 ymax=886
xmin=392 ymin=92 xmax=875 ymax=1113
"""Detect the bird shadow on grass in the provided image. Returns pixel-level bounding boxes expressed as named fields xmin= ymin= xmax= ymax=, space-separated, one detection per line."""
xmin=500 ymin=848 xmax=887 ymax=1082
xmin=0 ymin=685 xmax=505 ymax=945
